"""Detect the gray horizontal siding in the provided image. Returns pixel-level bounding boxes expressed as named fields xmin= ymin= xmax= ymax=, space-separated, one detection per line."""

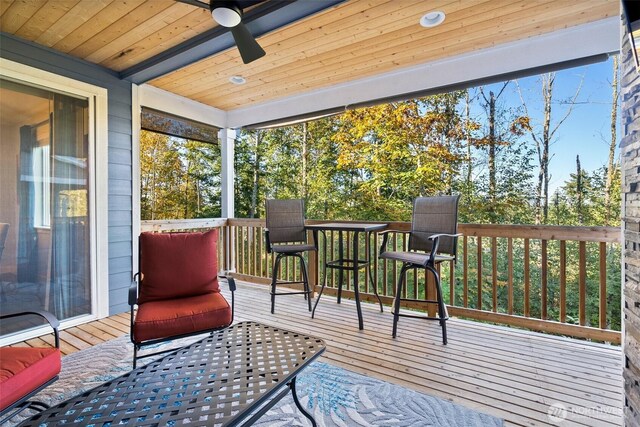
xmin=1 ymin=32 xmax=133 ymax=317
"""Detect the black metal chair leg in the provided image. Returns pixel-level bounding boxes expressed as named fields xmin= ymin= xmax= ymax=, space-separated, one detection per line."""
xmin=392 ymin=264 xmax=409 ymax=338
xmin=311 ymin=255 xmax=329 ymax=319
xmin=427 ymin=265 xmax=448 ymax=345
xmin=133 ymin=345 xmax=138 ymax=369
xmin=298 ymin=254 xmax=312 ymax=312
xmin=271 ymin=254 xmax=283 ymax=314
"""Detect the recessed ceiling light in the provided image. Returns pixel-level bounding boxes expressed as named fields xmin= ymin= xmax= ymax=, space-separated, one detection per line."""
xmin=420 ymin=11 xmax=445 ymax=28
xmin=229 ymin=75 xmax=246 ymax=85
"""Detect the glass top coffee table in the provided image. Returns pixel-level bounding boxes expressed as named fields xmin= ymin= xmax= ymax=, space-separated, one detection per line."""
xmin=19 ymin=321 xmax=325 ymax=426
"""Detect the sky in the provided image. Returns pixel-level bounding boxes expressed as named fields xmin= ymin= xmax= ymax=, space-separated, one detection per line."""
xmin=469 ymin=55 xmax=619 ymax=194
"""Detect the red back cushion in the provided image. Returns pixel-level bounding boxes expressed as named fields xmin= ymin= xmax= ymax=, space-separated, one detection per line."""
xmin=138 ymin=229 xmax=219 ymax=304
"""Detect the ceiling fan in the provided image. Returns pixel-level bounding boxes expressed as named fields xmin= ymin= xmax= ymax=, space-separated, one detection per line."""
xmin=177 ymin=0 xmax=267 ymax=64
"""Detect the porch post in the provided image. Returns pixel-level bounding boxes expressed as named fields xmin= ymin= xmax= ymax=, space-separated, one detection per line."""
xmin=219 ymin=128 xmax=236 ymax=274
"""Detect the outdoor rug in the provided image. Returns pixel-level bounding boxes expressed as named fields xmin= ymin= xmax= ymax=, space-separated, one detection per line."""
xmin=5 ymin=335 xmax=503 ymax=427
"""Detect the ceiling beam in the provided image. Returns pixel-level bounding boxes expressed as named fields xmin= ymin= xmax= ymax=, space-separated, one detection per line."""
xmin=120 ymin=0 xmax=345 ymax=84
xmin=226 ymin=17 xmax=619 ymax=129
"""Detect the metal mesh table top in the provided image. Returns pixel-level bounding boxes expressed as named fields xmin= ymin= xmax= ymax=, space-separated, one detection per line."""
xmin=20 ymin=321 xmax=326 ymax=427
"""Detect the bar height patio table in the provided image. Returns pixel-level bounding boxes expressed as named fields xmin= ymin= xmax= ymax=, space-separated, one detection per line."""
xmin=306 ymin=222 xmax=387 ymax=330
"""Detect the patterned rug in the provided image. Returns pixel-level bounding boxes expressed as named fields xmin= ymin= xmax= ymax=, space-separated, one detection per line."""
xmin=6 ymin=335 xmax=503 ymax=427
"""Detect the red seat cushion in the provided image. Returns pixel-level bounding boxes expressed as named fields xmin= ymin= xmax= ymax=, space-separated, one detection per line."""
xmin=132 ymin=292 xmax=231 ymax=343
xmin=138 ymin=229 xmax=220 ymax=304
xmin=0 ymin=347 xmax=61 ymax=411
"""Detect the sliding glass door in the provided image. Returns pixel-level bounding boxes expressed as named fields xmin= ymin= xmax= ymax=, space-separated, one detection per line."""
xmin=0 ymin=78 xmax=91 ymax=335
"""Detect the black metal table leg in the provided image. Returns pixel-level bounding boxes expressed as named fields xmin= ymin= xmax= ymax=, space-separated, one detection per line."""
xmin=289 ymin=377 xmax=317 ymax=427
xmin=353 ymin=231 xmax=364 ymax=330
xmin=367 ymin=231 xmax=384 ymax=312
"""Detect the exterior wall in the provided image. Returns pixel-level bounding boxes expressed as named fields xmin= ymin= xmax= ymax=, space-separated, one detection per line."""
xmin=621 ymin=14 xmax=640 ymax=427
xmin=0 ymin=33 xmax=133 ymax=315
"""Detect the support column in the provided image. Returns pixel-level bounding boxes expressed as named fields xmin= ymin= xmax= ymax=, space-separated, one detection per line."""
xmin=220 ymin=128 xmax=236 ymax=218
xmin=219 ymin=128 xmax=236 ymax=273
xmin=622 ymin=9 xmax=640 ymax=427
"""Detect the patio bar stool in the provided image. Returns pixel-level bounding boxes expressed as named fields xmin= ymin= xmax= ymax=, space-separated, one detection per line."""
xmin=379 ymin=195 xmax=460 ymax=344
xmin=265 ymin=199 xmax=317 ymax=314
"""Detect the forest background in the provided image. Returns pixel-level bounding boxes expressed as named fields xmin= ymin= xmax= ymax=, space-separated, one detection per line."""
xmin=140 ymin=58 xmax=622 ymax=332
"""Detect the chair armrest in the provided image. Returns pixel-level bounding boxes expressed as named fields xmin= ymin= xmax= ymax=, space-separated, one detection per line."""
xmin=218 ymin=275 xmax=236 ymax=324
xmin=378 ymin=229 xmax=409 ymax=236
xmin=0 ymin=310 xmax=60 ymax=348
xmin=129 ymin=273 xmax=140 ymax=306
xmin=265 ymin=228 xmax=272 ymax=254
xmin=225 ymin=276 xmax=237 ymax=292
xmin=427 ymin=233 xmax=462 ymax=264
xmin=378 ymin=229 xmax=409 ymax=256
xmin=428 ymin=233 xmax=462 ymax=240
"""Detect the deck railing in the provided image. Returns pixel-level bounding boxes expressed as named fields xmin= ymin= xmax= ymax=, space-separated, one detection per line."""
xmin=141 ymin=218 xmax=622 ymax=343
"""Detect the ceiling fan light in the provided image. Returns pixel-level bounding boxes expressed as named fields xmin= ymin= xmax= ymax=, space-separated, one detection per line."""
xmin=211 ymin=4 xmax=241 ymax=27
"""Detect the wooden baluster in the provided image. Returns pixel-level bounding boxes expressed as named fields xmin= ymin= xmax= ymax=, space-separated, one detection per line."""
xmin=403 ymin=233 xmax=409 ymax=299
xmin=346 ymin=232 xmax=351 ymax=290
xmin=492 ymin=236 xmax=497 ymax=312
xmin=524 ymin=238 xmax=530 ymax=317
xmin=383 ymin=234 xmax=388 ymax=297
xmin=599 ymin=241 xmax=607 ymax=329
xmin=541 ymin=240 xmax=548 ymax=320
xmin=330 ymin=230 xmax=335 ymax=288
xmin=449 ymin=260 xmax=455 ymax=305
xmin=392 ymin=233 xmax=397 ymax=296
xmin=252 ymin=226 xmax=257 ymax=277
xmin=507 ymin=238 xmax=513 ymax=315
xmin=373 ymin=232 xmax=379 ymax=297
xmin=242 ymin=227 xmax=247 ymax=274
xmin=477 ymin=236 xmax=483 ymax=310
xmin=426 ymin=267 xmax=436 ymax=317
xmin=235 ymin=226 xmax=240 ymax=274
xmin=365 ymin=233 xmax=370 ymax=294
xmin=560 ymin=241 xmax=567 ymax=323
xmin=256 ymin=226 xmax=261 ymax=277
xmin=463 ymin=235 xmax=468 ymax=308
xmin=579 ymin=241 xmax=587 ymax=326
xmin=222 ymin=225 xmax=228 ymax=272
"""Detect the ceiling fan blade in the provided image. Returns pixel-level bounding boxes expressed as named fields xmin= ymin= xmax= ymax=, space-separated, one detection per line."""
xmin=230 ymin=23 xmax=266 ymax=64
xmin=175 ymin=0 xmax=209 ymax=9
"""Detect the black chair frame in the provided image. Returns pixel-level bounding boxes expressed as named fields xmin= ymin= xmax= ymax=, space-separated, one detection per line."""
xmin=265 ymin=229 xmax=318 ymax=314
xmin=379 ymin=231 xmax=460 ymax=344
xmin=0 ymin=311 xmax=60 ymax=424
xmin=129 ymin=274 xmax=235 ymax=368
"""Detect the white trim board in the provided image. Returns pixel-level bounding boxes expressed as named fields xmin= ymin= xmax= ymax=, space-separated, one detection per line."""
xmin=131 ymin=84 xmax=141 ymax=276
xmin=226 ymin=17 xmax=619 ymax=128
xmin=138 ymin=84 xmax=227 ymax=128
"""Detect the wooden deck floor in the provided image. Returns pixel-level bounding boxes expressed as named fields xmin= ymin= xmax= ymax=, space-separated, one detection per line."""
xmin=14 ymin=281 xmax=622 ymax=427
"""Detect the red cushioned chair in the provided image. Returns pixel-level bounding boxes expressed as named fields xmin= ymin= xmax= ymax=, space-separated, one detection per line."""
xmin=129 ymin=229 xmax=235 ymax=368
xmin=0 ymin=311 xmax=61 ymax=424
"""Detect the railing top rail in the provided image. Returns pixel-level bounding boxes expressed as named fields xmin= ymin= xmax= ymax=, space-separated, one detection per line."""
xmin=143 ymin=218 xmax=621 ymax=243
xmin=141 ymin=218 xmax=227 ymax=233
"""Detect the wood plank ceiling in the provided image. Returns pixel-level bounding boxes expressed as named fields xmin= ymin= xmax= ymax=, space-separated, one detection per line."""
xmin=0 ymin=0 xmax=618 ymax=112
